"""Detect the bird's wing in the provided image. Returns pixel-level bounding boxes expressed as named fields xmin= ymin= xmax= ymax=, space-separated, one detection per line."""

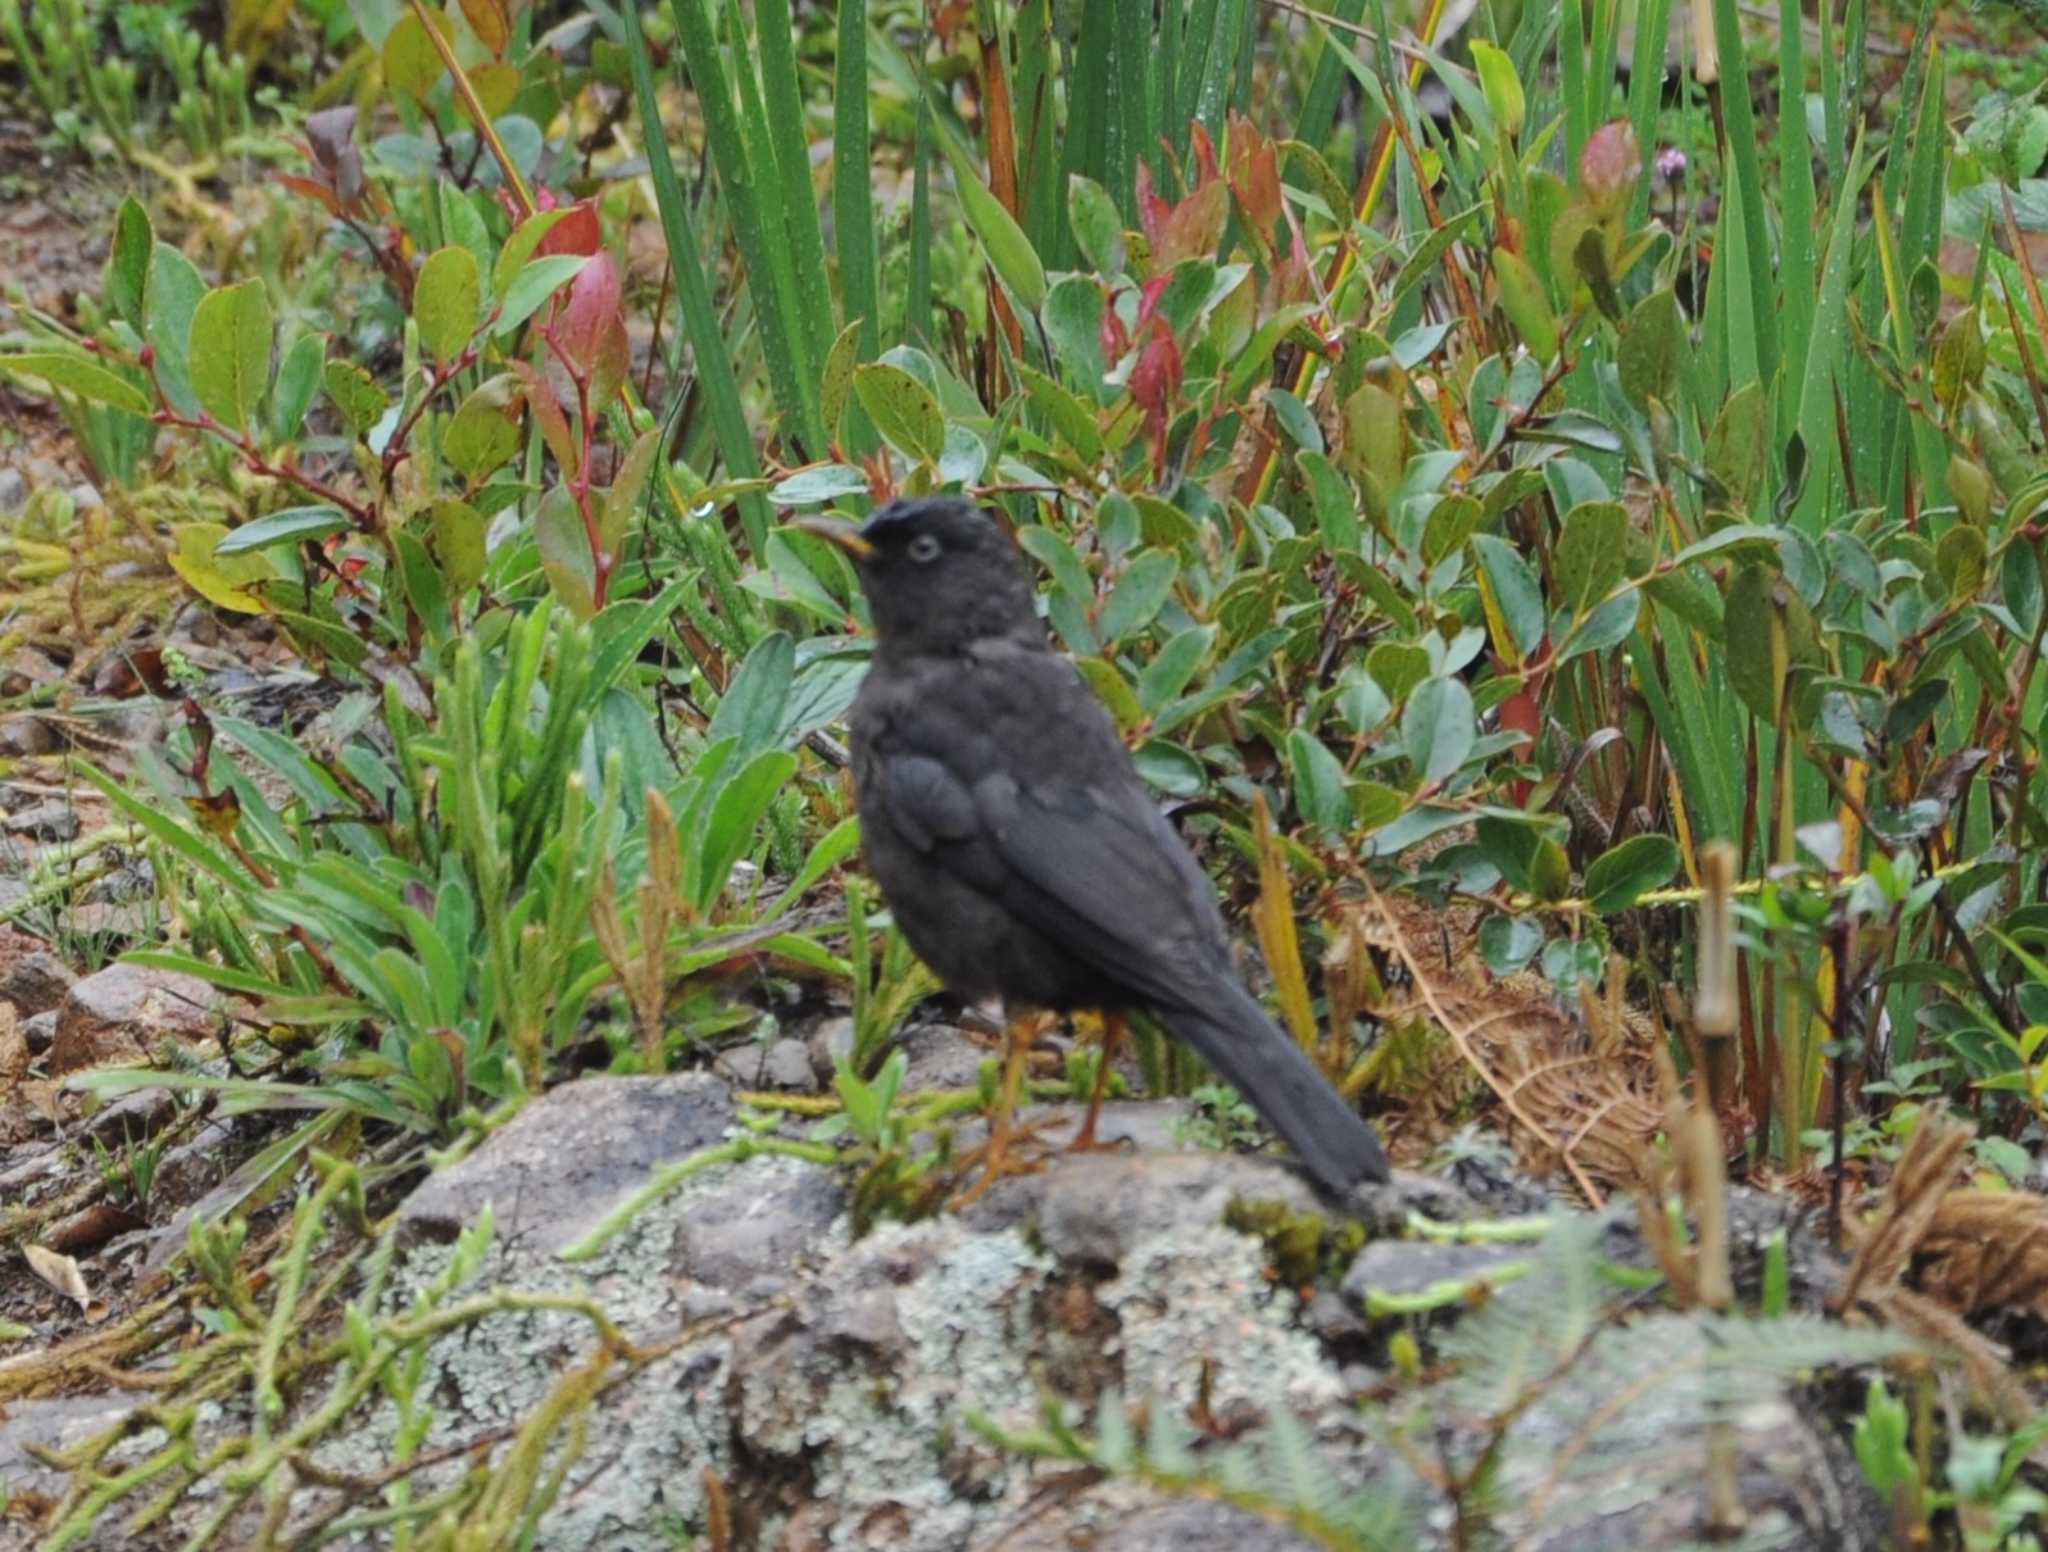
xmin=970 ymin=772 xmax=1227 ymax=1012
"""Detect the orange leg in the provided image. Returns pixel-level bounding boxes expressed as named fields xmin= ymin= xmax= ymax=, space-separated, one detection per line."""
xmin=1068 ymin=1010 xmax=1125 ymax=1152
xmin=951 ymin=1007 xmax=1049 ymax=1207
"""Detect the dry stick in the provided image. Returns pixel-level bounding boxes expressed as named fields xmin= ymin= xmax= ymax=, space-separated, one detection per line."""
xmin=1365 ymin=882 xmax=1605 ymax=1205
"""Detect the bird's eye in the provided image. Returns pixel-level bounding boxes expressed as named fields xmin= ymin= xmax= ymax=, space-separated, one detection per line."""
xmin=906 ymin=533 xmax=943 ymax=563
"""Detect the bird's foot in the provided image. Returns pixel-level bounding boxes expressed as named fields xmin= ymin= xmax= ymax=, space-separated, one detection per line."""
xmin=947 ymin=1122 xmax=1050 ymax=1207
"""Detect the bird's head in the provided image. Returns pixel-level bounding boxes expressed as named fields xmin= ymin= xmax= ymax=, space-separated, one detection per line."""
xmin=797 ymin=497 xmax=1043 ymax=659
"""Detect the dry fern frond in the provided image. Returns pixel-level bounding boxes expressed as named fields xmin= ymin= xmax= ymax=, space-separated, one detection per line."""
xmin=1834 ymin=1112 xmax=1975 ymax=1310
xmin=1912 ymin=1190 xmax=2048 ymax=1320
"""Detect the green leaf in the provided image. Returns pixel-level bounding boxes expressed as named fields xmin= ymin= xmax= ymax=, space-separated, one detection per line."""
xmin=944 ymin=142 xmax=1047 ymax=310
xmin=1473 ymin=534 xmax=1546 ymax=659
xmin=1366 ymin=641 xmax=1430 ymax=706
xmin=1421 ymin=493 xmax=1483 ymax=566
xmin=1137 ymin=625 xmax=1214 ymax=713
xmin=0 ymin=353 xmax=150 ymax=415
xmin=491 ymin=208 xmax=573 ymax=298
xmin=269 ymin=332 xmax=325 ymax=446
xmin=107 ymin=195 xmax=153 ymax=329
xmin=533 ymin=485 xmax=595 ymax=618
xmin=1704 ymin=381 xmax=1769 ymax=504
xmin=1479 ymin=913 xmax=1544 ymax=973
xmin=1098 ymin=550 xmax=1179 ymax=644
xmin=1555 ymin=501 xmax=1629 ymax=614
xmin=1067 ymin=174 xmax=1126 ymax=275
xmin=709 ymin=631 xmax=795 ymax=759
xmin=694 ymin=750 xmax=798 ymax=914
xmin=323 ymin=360 xmax=390 ymax=438
xmin=416 ymin=245 xmax=481 ymax=365
xmin=1289 ymin=730 xmax=1350 ymax=834
xmin=774 ymin=464 xmax=870 ymax=505
xmin=1076 ymin=658 xmax=1143 ymax=731
xmin=1133 ymin=739 xmax=1206 ymax=797
xmin=1350 ymin=781 xmax=1405 ymax=834
xmin=852 ymin=362 xmax=945 ymax=463
xmin=1492 ymin=247 xmax=1557 ymax=360
xmin=1556 ymin=588 xmax=1640 ymax=661
xmin=494 ymin=254 xmax=589 ymax=338
xmin=1402 ymin=676 xmax=1475 ymax=784
xmin=1619 ymin=287 xmax=1682 ymax=409
xmin=143 ymin=241 xmax=206 ymax=419
xmin=1016 ymin=363 xmax=1105 ymax=462
xmin=1469 ymin=40 xmax=1525 ymax=137
xmin=1016 ymin=525 xmax=1094 ymax=602
xmin=215 ymin=505 xmax=350 ymax=555
xmin=430 ymin=499 xmax=487 ymax=596
xmin=1583 ymin=833 xmax=1680 ymax=913
xmin=444 ymin=374 xmax=523 ymax=480
xmin=189 ymin=279 xmax=273 ymax=434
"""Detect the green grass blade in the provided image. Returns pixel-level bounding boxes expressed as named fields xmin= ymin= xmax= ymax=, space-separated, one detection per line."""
xmin=1295 ymin=0 xmax=1368 ymax=149
xmin=1709 ymin=0 xmax=1779 ymax=386
xmin=833 ymin=0 xmax=878 ymax=358
xmin=756 ymin=0 xmax=834 ymax=374
xmin=668 ymin=0 xmax=823 ymax=456
xmin=1772 ymin=0 xmax=1817 ymax=442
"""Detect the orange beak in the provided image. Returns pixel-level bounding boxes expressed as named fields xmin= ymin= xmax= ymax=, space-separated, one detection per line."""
xmin=791 ymin=516 xmax=875 ymax=561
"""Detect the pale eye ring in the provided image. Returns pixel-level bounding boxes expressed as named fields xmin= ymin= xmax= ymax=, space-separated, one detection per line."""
xmin=907 ymin=533 xmax=943 ymax=563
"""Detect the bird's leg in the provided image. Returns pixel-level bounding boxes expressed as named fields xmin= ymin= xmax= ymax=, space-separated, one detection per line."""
xmin=1067 ymin=1010 xmax=1125 ymax=1152
xmin=950 ymin=1005 xmax=1049 ymax=1207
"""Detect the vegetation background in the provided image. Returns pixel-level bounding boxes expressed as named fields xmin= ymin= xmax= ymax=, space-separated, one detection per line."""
xmin=2 ymin=0 xmax=2048 ymax=1544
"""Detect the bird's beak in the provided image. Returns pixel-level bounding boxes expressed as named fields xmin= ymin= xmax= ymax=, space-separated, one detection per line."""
xmin=791 ymin=516 xmax=874 ymax=561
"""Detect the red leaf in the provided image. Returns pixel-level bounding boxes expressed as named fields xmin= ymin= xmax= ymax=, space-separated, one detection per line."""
xmin=557 ymin=252 xmax=621 ymax=371
xmin=537 ymin=199 xmax=601 ymax=258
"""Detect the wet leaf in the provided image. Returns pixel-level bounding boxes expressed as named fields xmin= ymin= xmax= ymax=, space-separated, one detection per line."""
xmin=853 ymin=362 xmax=945 ymax=463
xmin=189 ymin=280 xmax=273 ymax=434
xmin=1584 ymin=834 xmax=1680 ymax=913
xmin=415 ymin=246 xmax=480 ymax=366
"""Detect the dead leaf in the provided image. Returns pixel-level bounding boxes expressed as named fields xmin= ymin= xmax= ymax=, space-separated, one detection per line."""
xmin=23 ymin=1244 xmax=109 ymax=1322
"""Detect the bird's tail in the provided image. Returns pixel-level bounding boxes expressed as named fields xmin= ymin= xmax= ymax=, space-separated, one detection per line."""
xmin=1155 ymin=979 xmax=1390 ymax=1195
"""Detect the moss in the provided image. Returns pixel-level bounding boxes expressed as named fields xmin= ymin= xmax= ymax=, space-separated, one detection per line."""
xmin=1223 ymin=1196 xmax=1365 ymax=1288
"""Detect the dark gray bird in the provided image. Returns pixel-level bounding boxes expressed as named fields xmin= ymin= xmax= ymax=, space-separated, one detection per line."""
xmin=800 ymin=496 xmax=1390 ymax=1197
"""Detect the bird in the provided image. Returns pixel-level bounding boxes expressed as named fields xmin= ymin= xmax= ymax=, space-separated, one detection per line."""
xmin=797 ymin=495 xmax=1391 ymax=1200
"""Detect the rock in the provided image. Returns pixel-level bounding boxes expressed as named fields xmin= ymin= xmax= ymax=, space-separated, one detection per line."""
xmin=66 ymin=482 xmax=103 ymax=513
xmin=670 ymin=1161 xmax=846 ymax=1291
xmin=0 ymin=467 xmax=25 ymax=515
xmin=147 ymin=1116 xmax=239 ymax=1204
xmin=50 ymin=963 xmax=221 ymax=1075
xmin=394 ymin=1073 xmax=736 ymax=1256
xmin=2 ymin=800 xmax=77 ymax=841
xmin=21 ymin=1009 xmax=56 ymax=1054
xmin=894 ymin=1019 xmax=992 ymax=1090
xmin=0 ymin=1392 xmax=150 ymax=1509
xmin=1490 ymin=1311 xmax=1890 ymax=1552
xmin=1100 ymin=1501 xmax=1325 ymax=1552
xmin=1340 ymin=1238 xmax=1535 ymax=1308
xmin=755 ymin=1036 xmax=817 ymax=1091
xmin=805 ymin=1013 xmax=855 ymax=1079
xmin=0 ymin=945 xmax=77 ymax=1017
xmin=0 ymin=716 xmax=59 ymax=757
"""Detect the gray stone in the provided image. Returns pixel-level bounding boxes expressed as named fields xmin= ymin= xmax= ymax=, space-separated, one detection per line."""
xmin=0 ymin=467 xmax=26 ymax=515
xmin=805 ymin=1013 xmax=855 ymax=1079
xmin=1340 ymin=1238 xmax=1535 ymax=1307
xmin=66 ymin=482 xmax=102 ymax=512
xmin=755 ymin=1036 xmax=817 ymax=1091
xmin=51 ymin=963 xmax=220 ymax=1075
xmin=669 ymin=1160 xmax=845 ymax=1290
xmin=22 ymin=1009 xmax=59 ymax=1054
xmin=394 ymin=1073 xmax=736 ymax=1256
xmin=1101 ymin=1501 xmax=1324 ymax=1552
xmin=1 ymin=948 xmax=77 ymax=1017
xmin=2 ymin=800 xmax=75 ymax=841
xmin=0 ymin=1392 xmax=149 ymax=1508
xmin=894 ymin=1019 xmax=993 ymax=1090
